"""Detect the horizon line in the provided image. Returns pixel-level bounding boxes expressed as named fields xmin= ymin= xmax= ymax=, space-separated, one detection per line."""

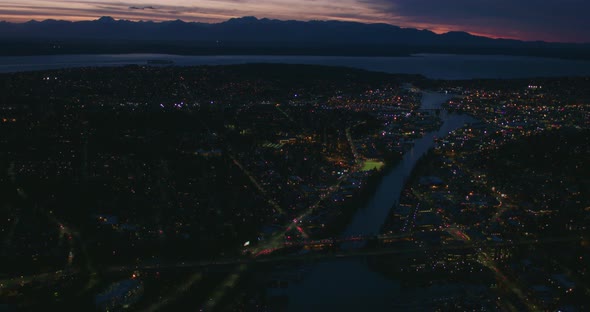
xmin=1 ymin=15 xmax=588 ymax=45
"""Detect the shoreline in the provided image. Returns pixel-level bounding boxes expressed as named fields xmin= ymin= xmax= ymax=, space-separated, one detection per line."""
xmin=2 ymin=54 xmax=590 ymax=79
xmin=315 ymin=153 xmax=403 ymax=239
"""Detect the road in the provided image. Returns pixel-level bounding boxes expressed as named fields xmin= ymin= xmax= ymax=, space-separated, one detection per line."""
xmin=97 ymin=235 xmax=585 ymax=273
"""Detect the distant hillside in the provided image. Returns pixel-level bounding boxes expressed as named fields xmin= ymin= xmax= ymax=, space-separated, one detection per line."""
xmin=1 ymin=16 xmax=589 ymax=59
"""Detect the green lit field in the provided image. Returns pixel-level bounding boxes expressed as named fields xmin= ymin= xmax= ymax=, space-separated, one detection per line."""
xmin=361 ymin=159 xmax=385 ymax=171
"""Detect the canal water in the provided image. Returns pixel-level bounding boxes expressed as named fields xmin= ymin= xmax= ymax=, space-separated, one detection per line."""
xmin=286 ymin=91 xmax=476 ymax=311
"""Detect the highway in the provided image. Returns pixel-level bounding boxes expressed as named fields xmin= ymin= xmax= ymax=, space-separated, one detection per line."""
xmin=102 ymin=235 xmax=585 ymax=273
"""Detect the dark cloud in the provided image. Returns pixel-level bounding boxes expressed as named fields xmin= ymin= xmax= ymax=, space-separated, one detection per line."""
xmin=364 ymin=0 xmax=590 ymax=42
xmin=129 ymin=6 xmax=157 ymax=10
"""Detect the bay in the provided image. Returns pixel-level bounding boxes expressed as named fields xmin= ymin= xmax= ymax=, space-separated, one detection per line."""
xmin=1 ymin=53 xmax=590 ymax=79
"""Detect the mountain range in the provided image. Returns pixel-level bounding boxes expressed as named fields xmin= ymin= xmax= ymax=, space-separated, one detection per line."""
xmin=1 ymin=16 xmax=589 ymax=59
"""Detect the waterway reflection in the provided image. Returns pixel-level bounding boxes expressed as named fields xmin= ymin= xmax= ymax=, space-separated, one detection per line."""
xmin=286 ymin=91 xmax=477 ymax=311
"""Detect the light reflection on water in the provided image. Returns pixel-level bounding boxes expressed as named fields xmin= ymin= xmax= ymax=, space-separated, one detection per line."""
xmin=286 ymin=92 xmax=476 ymax=312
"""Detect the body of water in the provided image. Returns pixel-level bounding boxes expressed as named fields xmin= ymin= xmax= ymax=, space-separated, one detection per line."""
xmin=343 ymin=92 xmax=473 ymax=238
xmin=1 ymin=53 xmax=590 ymax=79
xmin=286 ymin=92 xmax=476 ymax=311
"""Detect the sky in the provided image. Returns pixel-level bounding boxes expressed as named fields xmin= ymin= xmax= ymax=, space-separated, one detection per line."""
xmin=0 ymin=0 xmax=588 ymax=43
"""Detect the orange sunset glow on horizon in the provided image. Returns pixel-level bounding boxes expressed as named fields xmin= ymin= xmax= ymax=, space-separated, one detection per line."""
xmin=0 ymin=0 xmax=588 ymax=43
